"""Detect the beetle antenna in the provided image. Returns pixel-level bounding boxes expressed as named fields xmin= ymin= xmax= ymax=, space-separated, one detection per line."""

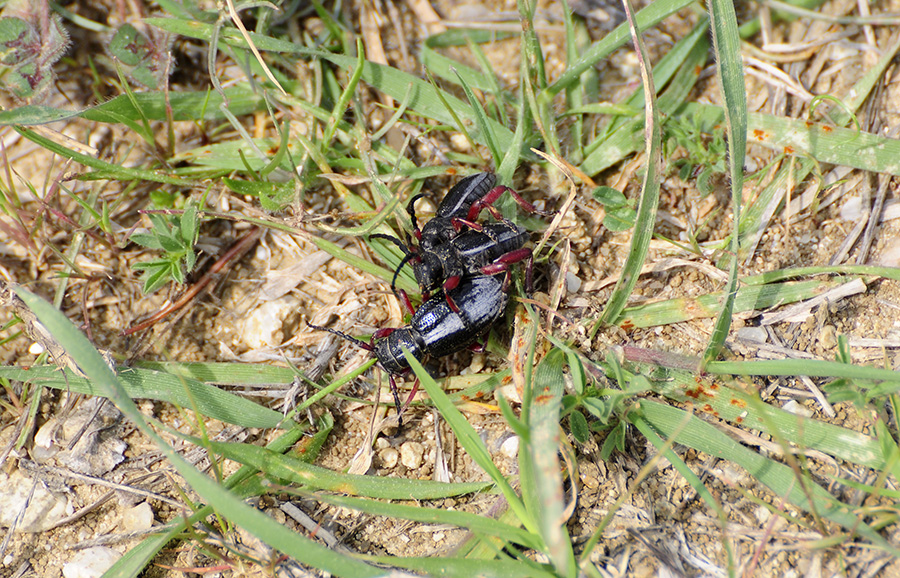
xmin=391 ymin=252 xmax=419 ymax=294
xmin=369 ymin=233 xmax=410 ymax=255
xmin=307 ymin=322 xmax=373 ymax=351
xmin=406 ymin=193 xmax=425 ymax=236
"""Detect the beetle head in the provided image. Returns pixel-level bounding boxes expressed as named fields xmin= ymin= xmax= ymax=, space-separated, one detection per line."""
xmin=414 ymin=252 xmax=444 ymax=293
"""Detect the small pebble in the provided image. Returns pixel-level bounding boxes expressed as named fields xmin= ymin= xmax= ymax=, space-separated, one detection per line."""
xmin=120 ymin=502 xmax=154 ymax=532
xmin=565 ymin=272 xmax=582 ymax=293
xmin=782 ymin=399 xmax=812 ymax=418
xmin=736 ymin=326 xmax=767 ymax=343
xmin=0 ymin=471 xmax=69 ymax=532
xmin=499 ymin=435 xmax=519 ymax=459
xmin=399 ymin=441 xmax=425 ymax=469
xmin=818 ymin=325 xmax=837 ymax=350
xmin=378 ymin=448 xmax=399 ymax=469
xmin=62 ymin=547 xmax=121 ymax=578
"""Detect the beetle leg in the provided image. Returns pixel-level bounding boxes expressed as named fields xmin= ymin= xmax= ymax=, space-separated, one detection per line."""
xmin=395 ymin=288 xmax=417 ymax=317
xmin=480 ymin=247 xmax=533 ymax=292
xmin=403 ymin=377 xmax=420 ymax=412
xmin=450 ymin=217 xmax=483 ymax=233
xmin=438 ymin=275 xmax=462 ymax=312
xmin=466 ymin=185 xmax=555 ymax=222
xmin=373 ymin=327 xmax=398 ymax=340
xmin=387 ymin=373 xmax=404 ymax=427
xmin=467 ymin=337 xmax=488 ymax=352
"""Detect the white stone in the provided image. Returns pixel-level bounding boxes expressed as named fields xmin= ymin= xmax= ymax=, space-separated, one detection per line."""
xmin=120 ymin=502 xmax=154 ymax=532
xmin=399 ymin=441 xmax=425 ymax=469
xmin=0 ymin=470 xmax=69 ymax=532
xmin=62 ymin=547 xmax=121 ymax=578
xmin=736 ymin=326 xmax=767 ymax=343
xmin=239 ymin=296 xmax=299 ymax=349
xmin=500 ymin=435 xmax=520 ymax=459
xmin=378 ymin=447 xmax=399 ymax=469
xmin=782 ymin=399 xmax=813 ymax=417
xmin=565 ymin=272 xmax=582 ymax=293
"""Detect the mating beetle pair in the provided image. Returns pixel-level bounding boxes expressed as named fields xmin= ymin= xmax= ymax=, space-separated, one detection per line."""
xmin=309 ymin=173 xmax=548 ymax=421
xmin=375 ymin=172 xmax=543 ymax=313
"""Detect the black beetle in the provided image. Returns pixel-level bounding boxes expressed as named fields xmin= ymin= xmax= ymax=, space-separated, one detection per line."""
xmin=394 ymin=221 xmax=533 ymax=311
xmin=308 ymin=275 xmax=509 ymax=422
xmin=372 ymin=172 xmax=546 ymax=311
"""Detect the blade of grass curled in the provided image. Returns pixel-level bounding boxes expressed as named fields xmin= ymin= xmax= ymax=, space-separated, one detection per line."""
xmin=638 ymin=400 xmax=893 ymax=549
xmin=402 ymin=347 xmax=540 ymax=538
xmin=594 ymin=0 xmax=662 ymax=333
xmin=702 ymin=0 xmax=747 ymax=368
xmin=12 ymin=287 xmax=385 ymax=577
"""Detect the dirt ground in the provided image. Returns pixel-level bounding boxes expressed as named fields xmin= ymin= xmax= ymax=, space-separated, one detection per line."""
xmin=2 ymin=0 xmax=900 ymax=576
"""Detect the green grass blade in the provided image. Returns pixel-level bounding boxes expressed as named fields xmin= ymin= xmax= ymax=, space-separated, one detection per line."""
xmin=307 ymin=493 xmax=543 ymax=550
xmin=0 ymin=86 xmax=263 ymax=125
xmin=0 ymin=366 xmax=284 ymax=428
xmin=596 ymin=0 xmax=662 ymax=329
xmin=14 ymin=126 xmax=196 ymax=185
xmin=421 ymin=29 xmax=512 ymax=92
xmin=702 ymin=0 xmax=747 ymax=367
xmin=641 ymin=363 xmax=890 ymax=471
xmin=520 ymin=349 xmax=575 ymax=576
xmin=545 ymin=0 xmax=696 ymax=96
xmin=370 ymin=556 xmax=558 ymax=578
xmin=454 ymin=69 xmax=501 ymax=165
xmin=146 ymin=17 xmax=518 ymax=153
xmin=580 ymin=31 xmax=708 ymax=176
xmin=404 ymin=348 xmax=540 ymax=537
xmin=617 ymin=278 xmax=845 ymax=328
xmin=679 ymin=102 xmax=900 ymax=176
xmin=208 ymin=440 xmax=489 ymax=499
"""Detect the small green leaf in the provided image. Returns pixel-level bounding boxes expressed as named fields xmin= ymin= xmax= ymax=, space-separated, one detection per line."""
xmin=181 ymin=205 xmax=198 ymax=244
xmin=600 ymin=421 xmax=626 ymax=460
xmin=130 ymin=232 xmax=163 ymax=250
xmin=603 ymin=206 xmax=637 ymax=232
xmin=109 ymin=24 xmax=149 ymax=67
xmin=583 ymin=397 xmax=608 ymax=422
xmin=170 ymin=262 xmax=185 ymax=285
xmin=156 ymin=232 xmax=185 ymax=253
xmin=592 ymin=186 xmax=627 ymax=206
xmin=569 ymin=411 xmax=590 ymax=444
xmin=142 ymin=264 xmax=171 ymax=293
xmin=149 ymin=190 xmax=178 ymax=207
